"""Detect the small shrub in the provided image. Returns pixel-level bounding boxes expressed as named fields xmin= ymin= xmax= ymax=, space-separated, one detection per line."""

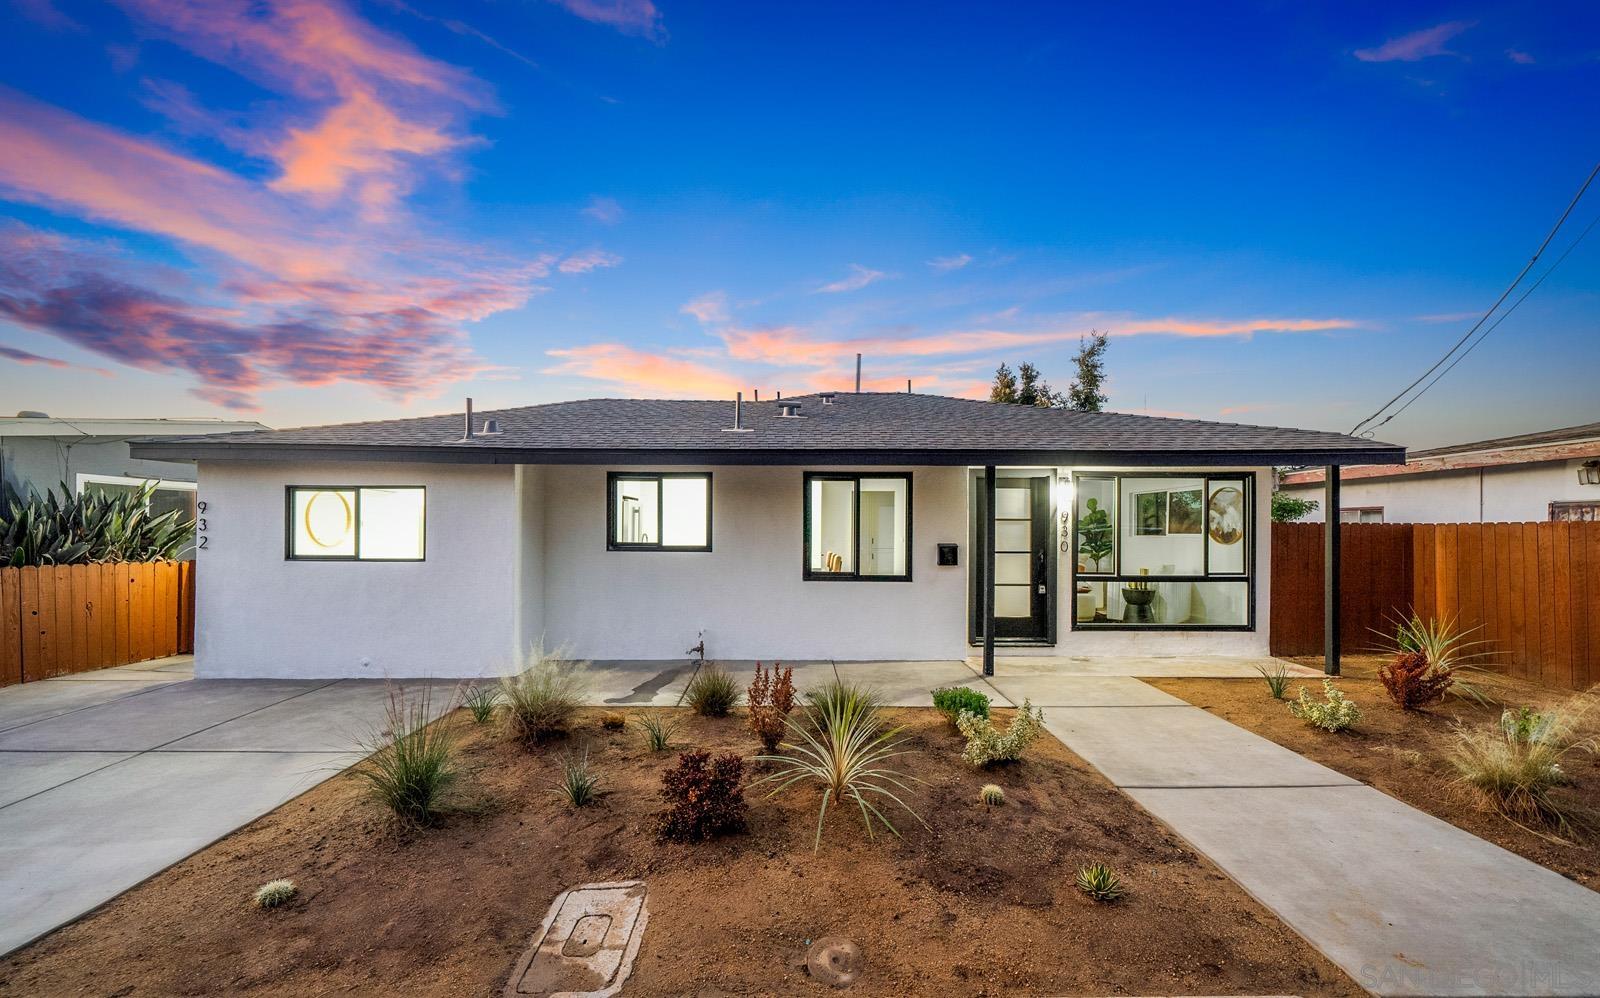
xmin=685 ymin=663 xmax=741 ymax=716
xmin=253 ymin=879 xmax=297 ymax=909
xmin=979 ymin=783 xmax=1005 ymax=807
xmin=635 ymin=711 xmax=680 ymax=752
xmin=657 ymin=750 xmax=748 ymax=841
xmin=352 ymin=685 xmax=459 ymax=827
xmin=599 ymin=711 xmax=627 ymax=731
xmin=1450 ymin=701 xmax=1596 ymax=832
xmin=747 ymin=662 xmax=797 ymax=751
xmin=1288 ymin=678 xmax=1362 ymax=733
xmin=1252 ymin=661 xmax=1292 ymax=700
xmin=461 ymin=684 xmax=498 ymax=725
xmin=552 ymin=749 xmax=601 ymax=808
xmin=753 ymin=680 xmax=925 ymax=850
xmin=932 ymin=686 xmax=991 ymax=727
xmin=956 ymin=700 xmax=1044 ymax=766
xmin=1382 ymin=611 xmax=1494 ymax=705
xmin=1378 ymin=650 xmax=1456 ymax=711
xmin=500 ymin=644 xmax=590 ymax=744
xmin=1075 ymin=863 xmax=1126 ymax=903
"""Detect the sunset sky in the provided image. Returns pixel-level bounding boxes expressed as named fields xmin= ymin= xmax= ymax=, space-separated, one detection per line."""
xmin=1 ymin=1 xmax=1596 ymax=448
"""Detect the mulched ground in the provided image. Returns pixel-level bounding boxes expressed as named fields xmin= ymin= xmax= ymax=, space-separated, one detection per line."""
xmin=0 ymin=705 xmax=1361 ymax=997
xmin=1150 ymin=656 xmax=1600 ymax=888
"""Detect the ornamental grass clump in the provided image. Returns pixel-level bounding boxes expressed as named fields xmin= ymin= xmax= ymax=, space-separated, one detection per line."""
xmin=657 ymin=750 xmax=748 ymax=841
xmin=956 ymin=700 xmax=1044 ymax=766
xmin=1252 ymin=661 xmax=1292 ymax=700
xmin=552 ymin=748 xmax=601 ymax=808
xmin=499 ymin=644 xmax=590 ymax=745
xmin=753 ymin=679 xmax=926 ymax=851
xmin=685 ymin=663 xmax=741 ymax=717
xmin=747 ymin=662 xmax=796 ymax=751
xmin=1075 ymin=863 xmax=1126 ymax=903
xmin=1449 ymin=700 xmax=1597 ymax=834
xmin=461 ymin=684 xmax=498 ymax=725
xmin=353 ymin=685 xmax=459 ymax=828
xmin=932 ymin=686 xmax=991 ymax=728
xmin=635 ymin=710 xmax=679 ymax=752
xmin=1288 ymin=678 xmax=1362 ymax=733
xmin=253 ymin=879 xmax=297 ymax=910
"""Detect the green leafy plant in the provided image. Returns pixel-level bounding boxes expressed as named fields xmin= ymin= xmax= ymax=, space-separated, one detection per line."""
xmin=956 ymin=700 xmax=1045 ymax=766
xmin=0 ymin=480 xmax=194 ymax=566
xmin=1450 ymin=701 xmax=1597 ymax=834
xmin=753 ymin=680 xmax=926 ymax=851
xmin=1253 ymin=661 xmax=1292 ymax=700
xmin=499 ymin=644 xmax=590 ymax=745
xmin=747 ymin=662 xmax=797 ymax=751
xmin=932 ymin=686 xmax=991 ymax=727
xmin=461 ymin=684 xmax=498 ymax=725
xmin=253 ymin=879 xmax=297 ymax=910
xmin=635 ymin=711 xmax=680 ymax=752
xmin=552 ymin=748 xmax=601 ymax=808
xmin=685 ymin=663 xmax=741 ymax=717
xmin=657 ymin=750 xmax=748 ymax=841
xmin=979 ymin=783 xmax=1005 ymax=808
xmin=1076 ymin=497 xmax=1114 ymax=571
xmin=352 ymin=685 xmax=459 ymax=827
xmin=1270 ymin=492 xmax=1319 ymax=523
xmin=1288 ymin=678 xmax=1362 ymax=733
xmin=1075 ymin=863 xmax=1126 ymax=903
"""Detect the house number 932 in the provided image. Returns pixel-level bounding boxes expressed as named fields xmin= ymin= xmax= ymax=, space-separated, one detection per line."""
xmin=196 ymin=500 xmax=209 ymax=550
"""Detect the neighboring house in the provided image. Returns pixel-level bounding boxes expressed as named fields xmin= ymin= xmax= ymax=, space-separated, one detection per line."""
xmin=0 ymin=412 xmax=269 ymax=519
xmin=1278 ymin=421 xmax=1600 ymax=524
xmin=130 ymin=393 xmax=1401 ymax=679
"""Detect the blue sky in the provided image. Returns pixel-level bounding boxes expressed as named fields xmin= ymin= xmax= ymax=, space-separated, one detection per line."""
xmin=1 ymin=0 xmax=1596 ymax=448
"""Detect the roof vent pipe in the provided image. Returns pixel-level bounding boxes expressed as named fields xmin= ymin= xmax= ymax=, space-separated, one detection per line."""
xmin=722 ymin=391 xmax=753 ymax=433
xmin=777 ymin=402 xmax=803 ymax=418
xmin=855 ymin=353 xmax=862 ymax=393
xmin=819 ymin=391 xmax=836 ymax=405
xmin=481 ymin=418 xmax=502 ymax=435
xmin=463 ymin=397 xmax=474 ymax=439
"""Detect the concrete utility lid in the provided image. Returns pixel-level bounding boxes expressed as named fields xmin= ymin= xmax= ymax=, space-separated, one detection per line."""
xmin=505 ymin=881 xmax=650 ymax=998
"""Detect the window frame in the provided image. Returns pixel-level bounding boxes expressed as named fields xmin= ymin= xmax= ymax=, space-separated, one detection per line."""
xmin=802 ymin=471 xmax=914 ymax=582
xmin=284 ymin=485 xmax=427 ymax=562
xmin=76 ymin=473 xmax=196 ymax=511
xmin=605 ymin=472 xmax=713 ymax=552
xmin=1339 ymin=506 xmax=1385 ymax=524
xmin=1069 ymin=471 xmax=1254 ymax=631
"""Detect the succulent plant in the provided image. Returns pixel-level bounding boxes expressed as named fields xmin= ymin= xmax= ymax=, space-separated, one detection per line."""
xmin=1075 ymin=863 xmax=1126 ymax=903
xmin=979 ymin=783 xmax=1005 ymax=807
xmin=1 ymin=480 xmax=193 ymax=567
xmin=253 ymin=879 xmax=297 ymax=909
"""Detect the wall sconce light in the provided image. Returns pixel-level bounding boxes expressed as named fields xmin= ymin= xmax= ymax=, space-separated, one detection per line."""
xmin=1580 ymin=461 xmax=1600 ymax=486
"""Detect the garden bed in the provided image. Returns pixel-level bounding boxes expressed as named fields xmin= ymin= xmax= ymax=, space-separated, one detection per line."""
xmin=1150 ymin=656 xmax=1600 ymax=887
xmin=0 ymin=706 xmax=1358 ymax=996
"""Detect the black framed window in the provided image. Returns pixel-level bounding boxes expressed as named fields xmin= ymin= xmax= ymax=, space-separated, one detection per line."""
xmin=1070 ymin=472 xmax=1253 ymax=630
xmin=803 ymin=472 xmax=912 ymax=581
xmin=607 ymin=473 xmax=712 ymax=551
xmin=286 ymin=486 xmax=425 ymax=561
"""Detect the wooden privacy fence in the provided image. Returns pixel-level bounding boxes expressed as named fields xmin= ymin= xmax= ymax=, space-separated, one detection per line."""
xmin=0 ymin=561 xmax=196 ymax=687
xmin=1272 ymin=522 xmax=1600 ymax=689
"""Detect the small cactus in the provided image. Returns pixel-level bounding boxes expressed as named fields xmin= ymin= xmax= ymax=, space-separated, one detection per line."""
xmin=254 ymin=879 xmax=297 ymax=909
xmin=599 ymin=710 xmax=627 ymax=731
xmin=1075 ymin=863 xmax=1126 ymax=903
xmin=979 ymin=784 xmax=1005 ymax=807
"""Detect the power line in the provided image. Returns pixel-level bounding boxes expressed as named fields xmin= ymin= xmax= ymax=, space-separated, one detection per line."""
xmin=1350 ymin=159 xmax=1600 ymax=437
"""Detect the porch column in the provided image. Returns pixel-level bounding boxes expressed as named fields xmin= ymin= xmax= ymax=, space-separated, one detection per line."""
xmin=982 ymin=464 xmax=997 ymax=677
xmin=1324 ymin=465 xmax=1341 ymax=676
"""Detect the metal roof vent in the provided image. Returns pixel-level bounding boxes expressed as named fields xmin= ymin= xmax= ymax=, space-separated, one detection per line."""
xmin=480 ymin=418 xmax=502 ymax=435
xmin=819 ymin=392 xmax=837 ymax=405
xmin=777 ymin=402 xmax=804 ymax=418
xmin=722 ymin=391 xmax=754 ymax=433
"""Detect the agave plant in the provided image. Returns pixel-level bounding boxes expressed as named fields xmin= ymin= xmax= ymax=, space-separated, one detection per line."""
xmin=0 ymin=481 xmax=194 ymax=566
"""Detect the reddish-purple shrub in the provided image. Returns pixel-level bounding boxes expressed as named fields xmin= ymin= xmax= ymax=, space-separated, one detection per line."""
xmin=1378 ymin=650 xmax=1455 ymax=711
xmin=746 ymin=662 xmax=796 ymax=752
xmin=656 ymin=750 xmax=748 ymax=842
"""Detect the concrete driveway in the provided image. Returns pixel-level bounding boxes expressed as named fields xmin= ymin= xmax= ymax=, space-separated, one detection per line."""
xmin=0 ymin=658 xmax=445 ymax=956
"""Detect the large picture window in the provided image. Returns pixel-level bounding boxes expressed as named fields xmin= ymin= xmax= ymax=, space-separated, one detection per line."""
xmin=287 ymin=486 xmax=425 ymax=561
xmin=1072 ymin=473 xmax=1253 ymax=629
xmin=804 ymin=472 xmax=911 ymax=581
xmin=607 ymin=473 xmax=711 ymax=551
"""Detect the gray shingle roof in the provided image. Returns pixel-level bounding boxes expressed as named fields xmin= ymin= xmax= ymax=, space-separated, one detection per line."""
xmin=130 ymin=393 xmax=1403 ymax=466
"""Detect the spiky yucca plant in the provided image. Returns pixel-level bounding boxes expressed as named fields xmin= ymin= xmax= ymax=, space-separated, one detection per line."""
xmin=0 ymin=480 xmax=193 ymax=566
xmin=1075 ymin=863 xmax=1126 ymax=903
xmin=635 ymin=711 xmax=679 ymax=752
xmin=552 ymin=749 xmax=601 ymax=808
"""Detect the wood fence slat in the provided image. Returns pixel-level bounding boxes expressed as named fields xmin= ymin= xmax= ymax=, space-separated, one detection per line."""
xmin=1520 ymin=524 xmax=1542 ymax=683
xmin=1549 ymin=522 xmax=1575 ymax=689
xmin=114 ymin=566 xmax=131 ymax=666
xmin=1569 ymin=524 xmax=1591 ymax=689
xmin=179 ymin=560 xmax=197 ymax=655
xmin=19 ymin=567 xmax=42 ymax=681
xmin=94 ymin=563 xmax=114 ymax=669
xmin=129 ymin=562 xmax=150 ymax=664
xmin=1499 ymin=524 xmax=1526 ymax=677
xmin=160 ymin=562 xmax=179 ymax=657
xmin=1534 ymin=525 xmax=1559 ymax=687
xmin=1586 ymin=524 xmax=1600 ymax=689
xmin=68 ymin=565 xmax=89 ymax=676
xmin=0 ymin=568 xmax=20 ymax=688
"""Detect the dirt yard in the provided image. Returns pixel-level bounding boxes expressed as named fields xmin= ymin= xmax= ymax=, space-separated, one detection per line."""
xmin=0 ymin=704 xmax=1360 ymax=997
xmin=1151 ymin=656 xmax=1600 ymax=887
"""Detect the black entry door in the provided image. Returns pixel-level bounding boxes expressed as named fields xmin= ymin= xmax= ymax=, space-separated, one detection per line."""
xmin=970 ymin=474 xmax=1055 ymax=643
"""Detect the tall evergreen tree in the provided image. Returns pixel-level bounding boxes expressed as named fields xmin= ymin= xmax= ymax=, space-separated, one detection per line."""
xmin=1016 ymin=362 xmax=1062 ymax=407
xmin=1065 ymin=332 xmax=1109 ymax=412
xmin=989 ymin=362 xmax=1018 ymax=403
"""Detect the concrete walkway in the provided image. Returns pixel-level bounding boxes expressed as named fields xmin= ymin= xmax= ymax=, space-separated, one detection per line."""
xmin=975 ymin=671 xmax=1600 ymax=996
xmin=0 ymin=658 xmax=445 ymax=957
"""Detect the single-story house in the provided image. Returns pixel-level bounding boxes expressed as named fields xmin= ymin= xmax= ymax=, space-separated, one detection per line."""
xmin=1279 ymin=421 xmax=1600 ymax=524
xmin=130 ymin=392 xmax=1402 ymax=679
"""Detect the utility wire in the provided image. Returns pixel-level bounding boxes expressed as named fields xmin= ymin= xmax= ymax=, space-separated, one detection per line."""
xmin=1350 ymin=159 xmax=1600 ymax=436
xmin=1366 ymin=209 xmax=1600 ymax=433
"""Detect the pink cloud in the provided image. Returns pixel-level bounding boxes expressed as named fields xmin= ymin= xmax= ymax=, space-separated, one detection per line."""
xmin=817 ymin=264 xmax=887 ymax=294
xmin=544 ymin=344 xmax=743 ymax=398
xmin=557 ymin=248 xmax=624 ymax=274
xmin=582 ymin=196 xmax=624 ymax=224
xmin=549 ymin=0 xmax=664 ymax=41
xmin=0 ymin=344 xmax=111 ymax=376
xmin=1354 ymin=21 xmax=1474 ymax=63
xmin=1507 ymin=49 xmax=1535 ymax=65
xmin=681 ymin=291 xmax=730 ymax=325
xmin=928 ymin=253 xmax=973 ymax=272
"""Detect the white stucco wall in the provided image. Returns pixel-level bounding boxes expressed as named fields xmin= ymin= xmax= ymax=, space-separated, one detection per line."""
xmin=193 ymin=461 xmax=520 ymax=679
xmin=1280 ymin=459 xmax=1600 ymax=523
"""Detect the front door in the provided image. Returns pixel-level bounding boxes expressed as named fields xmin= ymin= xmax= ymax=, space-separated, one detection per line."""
xmin=970 ymin=473 xmax=1055 ymax=643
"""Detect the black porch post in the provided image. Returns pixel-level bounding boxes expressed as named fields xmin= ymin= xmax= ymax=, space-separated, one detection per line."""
xmin=983 ymin=464 xmax=997 ymax=677
xmin=1324 ymin=465 xmax=1341 ymax=677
